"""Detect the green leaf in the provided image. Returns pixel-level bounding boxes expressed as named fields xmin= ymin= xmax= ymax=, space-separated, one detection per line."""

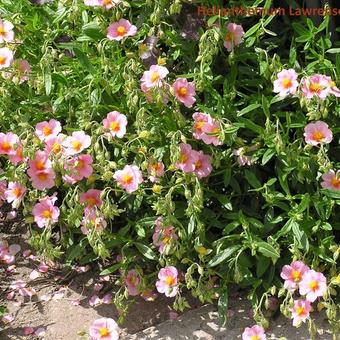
xmin=256 ymin=242 xmax=280 ymax=260
xmin=100 ymin=263 xmax=122 ymax=275
xmin=82 ymin=22 xmax=105 ymax=40
xmin=237 ymin=103 xmax=261 ymax=117
xmin=74 ymin=47 xmax=95 ymax=73
xmin=135 ymin=243 xmax=157 ymax=260
xmin=43 ymin=67 xmax=52 ymax=95
xmin=208 ymin=245 xmax=240 ymax=267
xmin=244 ymin=170 xmax=262 ymax=189
xmin=326 ymin=48 xmax=340 ymax=54
xmin=218 ymin=288 xmax=229 ymax=326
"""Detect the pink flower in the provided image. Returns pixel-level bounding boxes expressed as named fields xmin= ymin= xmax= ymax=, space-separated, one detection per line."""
xmin=4 ymin=59 xmax=32 ymax=84
xmin=84 ymin=0 xmax=100 ymax=5
xmin=0 ymin=47 xmax=14 ymax=69
xmin=273 ymin=69 xmax=299 ymax=97
xmin=98 ymin=0 xmax=120 ymax=9
xmin=35 ymin=119 xmax=62 ymax=141
xmin=107 ymin=19 xmax=137 ymax=41
xmin=192 ymin=112 xmax=210 ymax=140
xmin=5 ymin=182 xmax=26 ymax=208
xmin=44 ymin=134 xmax=66 ymax=156
xmin=0 ymin=132 xmax=20 ymax=155
xmin=321 ymin=170 xmax=340 ymax=191
xmin=201 ymin=120 xmax=222 ymax=146
xmin=81 ymin=209 xmax=107 ymax=234
xmin=113 ymin=165 xmax=143 ymax=193
xmin=280 ymin=261 xmax=310 ymax=291
xmin=304 ymin=121 xmax=333 ymax=146
xmin=27 ymin=151 xmax=55 ymax=190
xmin=62 ymin=131 xmax=91 ymax=156
xmin=0 ymin=19 xmax=14 ymax=43
xmin=233 ymin=148 xmax=252 ymax=166
xmin=103 ymin=111 xmax=127 ymax=138
xmin=141 ymin=65 xmax=169 ymax=89
xmin=329 ymin=80 xmax=340 ymax=97
xmin=2 ymin=314 xmax=14 ymax=324
xmin=173 ymin=78 xmax=196 ymax=108
xmin=299 ymin=270 xmax=327 ymax=302
xmin=125 ymin=269 xmax=141 ymax=296
xmin=301 ymin=74 xmax=330 ymax=100
xmin=32 ymin=195 xmax=60 ymax=228
xmin=80 ymin=189 xmax=103 ymax=209
xmin=193 ymin=150 xmax=212 ymax=179
xmin=155 ymin=266 xmax=178 ymax=298
xmin=148 ymin=161 xmax=165 ymax=183
xmin=242 ymin=325 xmax=266 ymax=340
xmin=175 ymin=143 xmax=198 ymax=173
xmin=89 ymin=318 xmax=119 ymax=340
xmin=63 ymin=154 xmax=93 ymax=184
xmin=224 ymin=23 xmax=245 ymax=52
xmin=23 ymin=327 xmax=35 ymax=335
xmin=152 ymin=217 xmax=177 ymax=254
xmin=8 ymin=142 xmax=24 ymax=165
xmin=290 ymin=299 xmax=311 ymax=327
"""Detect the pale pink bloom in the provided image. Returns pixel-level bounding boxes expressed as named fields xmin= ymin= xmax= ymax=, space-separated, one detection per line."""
xmin=89 ymin=318 xmax=119 ymax=340
xmin=84 ymin=0 xmax=100 ymax=5
xmin=5 ymin=182 xmax=26 ymax=208
xmin=280 ymin=261 xmax=310 ymax=291
xmin=102 ymin=294 xmax=112 ymax=304
xmin=89 ymin=295 xmax=102 ymax=307
xmin=27 ymin=151 xmax=55 ymax=190
xmin=4 ymin=59 xmax=31 ymax=84
xmin=23 ymin=327 xmax=35 ymax=335
xmin=107 ymin=19 xmax=137 ymax=41
xmin=35 ymin=119 xmax=62 ymax=141
xmin=192 ymin=112 xmax=210 ymax=140
xmin=102 ymin=111 xmax=127 ymax=138
xmin=44 ymin=134 xmax=66 ymax=155
xmin=0 ymin=19 xmax=14 ymax=43
xmin=304 ymin=121 xmax=333 ymax=146
xmin=0 ymin=241 xmax=18 ymax=264
xmin=155 ymin=266 xmax=178 ymax=298
xmin=299 ymin=270 xmax=327 ymax=302
xmin=224 ymin=23 xmax=245 ymax=52
xmin=62 ymin=131 xmax=91 ymax=156
xmin=201 ymin=119 xmax=222 ymax=146
xmin=242 ymin=325 xmax=266 ymax=340
xmin=2 ymin=314 xmax=14 ymax=324
xmin=321 ymin=170 xmax=340 ymax=191
xmin=80 ymin=189 xmax=103 ymax=209
xmin=81 ymin=209 xmax=107 ymax=234
xmin=153 ymin=217 xmax=177 ymax=254
xmin=233 ymin=148 xmax=252 ymax=166
xmin=148 ymin=161 xmax=165 ymax=183
xmin=301 ymin=74 xmax=330 ymax=100
xmin=63 ymin=154 xmax=93 ymax=184
xmin=0 ymin=132 xmax=20 ymax=155
xmin=173 ymin=78 xmax=196 ymax=108
xmin=193 ymin=150 xmax=212 ymax=179
xmin=113 ymin=165 xmax=143 ymax=193
xmin=125 ymin=269 xmax=141 ymax=296
xmin=94 ymin=283 xmax=104 ymax=292
xmin=0 ymin=47 xmax=14 ymax=69
xmin=141 ymin=65 xmax=169 ymax=89
xmin=273 ymin=69 xmax=299 ymax=97
xmin=329 ymin=80 xmax=340 ymax=97
xmin=8 ymin=142 xmax=24 ymax=165
xmin=290 ymin=299 xmax=311 ymax=327
xmin=175 ymin=143 xmax=198 ymax=173
xmin=32 ymin=195 xmax=60 ymax=228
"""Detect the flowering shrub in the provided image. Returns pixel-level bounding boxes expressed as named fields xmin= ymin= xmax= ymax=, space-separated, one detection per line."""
xmin=0 ymin=0 xmax=339 ymax=337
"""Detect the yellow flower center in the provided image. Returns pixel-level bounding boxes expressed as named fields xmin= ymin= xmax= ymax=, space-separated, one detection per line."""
xmin=312 ymin=131 xmax=324 ymax=142
xmin=52 ymin=143 xmax=61 ymax=154
xmin=212 ymin=127 xmax=220 ymax=134
xmin=195 ymin=159 xmax=202 ymax=170
xmin=72 ymin=140 xmax=82 ymax=152
xmin=282 ymin=78 xmax=292 ymax=89
xmin=178 ymin=87 xmax=187 ymax=96
xmin=77 ymin=159 xmax=84 ymax=169
xmin=0 ymin=25 xmax=5 ymax=36
xmin=13 ymin=187 xmax=22 ymax=198
xmin=99 ymin=327 xmax=110 ymax=337
xmin=1 ymin=141 xmax=11 ymax=152
xmin=110 ymin=121 xmax=120 ymax=132
xmin=151 ymin=71 xmax=160 ymax=82
xmin=165 ymin=275 xmax=175 ymax=286
xmin=43 ymin=126 xmax=52 ymax=136
xmin=330 ymin=81 xmax=335 ymax=88
xmin=0 ymin=56 xmax=6 ymax=65
xmin=225 ymin=31 xmax=234 ymax=42
xmin=116 ymin=26 xmax=126 ymax=36
xmin=291 ymin=270 xmax=302 ymax=282
xmin=42 ymin=209 xmax=52 ymax=218
xmin=251 ymin=336 xmax=260 ymax=340
xmin=86 ymin=197 xmax=97 ymax=207
xmin=102 ymin=0 xmax=111 ymax=5
xmin=180 ymin=153 xmax=188 ymax=163
xmin=309 ymin=280 xmax=319 ymax=291
xmin=310 ymin=82 xmax=320 ymax=92
xmin=331 ymin=176 xmax=340 ymax=188
xmin=196 ymin=120 xmax=204 ymax=131
xmin=296 ymin=306 xmax=305 ymax=316
xmin=35 ymin=160 xmax=46 ymax=171
xmin=37 ymin=172 xmax=48 ymax=180
xmin=122 ymin=173 xmax=133 ymax=185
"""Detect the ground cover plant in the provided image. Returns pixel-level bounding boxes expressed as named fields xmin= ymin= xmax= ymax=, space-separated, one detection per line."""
xmin=0 ymin=0 xmax=339 ymax=339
